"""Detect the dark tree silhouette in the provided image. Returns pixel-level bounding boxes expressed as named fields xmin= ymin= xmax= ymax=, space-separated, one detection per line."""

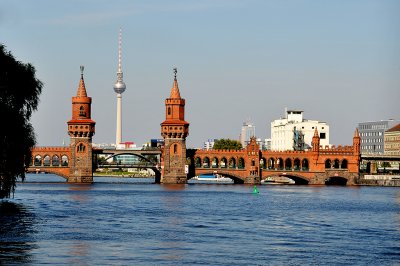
xmin=0 ymin=44 xmax=43 ymax=198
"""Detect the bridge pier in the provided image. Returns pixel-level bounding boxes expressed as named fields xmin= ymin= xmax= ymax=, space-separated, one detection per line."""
xmin=243 ymin=176 xmax=261 ymax=185
xmin=162 ymin=175 xmax=187 ymax=184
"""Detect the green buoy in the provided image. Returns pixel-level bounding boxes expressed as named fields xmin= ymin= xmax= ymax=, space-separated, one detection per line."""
xmin=253 ymin=185 xmax=259 ymax=194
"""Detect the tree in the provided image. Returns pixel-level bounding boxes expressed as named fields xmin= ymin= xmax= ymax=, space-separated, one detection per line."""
xmin=213 ymin=139 xmax=243 ymax=150
xmin=0 ymin=44 xmax=43 ymax=198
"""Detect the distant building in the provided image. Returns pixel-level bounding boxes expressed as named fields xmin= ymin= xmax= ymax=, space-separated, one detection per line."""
xmin=239 ymin=121 xmax=256 ymax=147
xmin=270 ymin=109 xmax=329 ymax=151
xmin=358 ymin=120 xmax=398 ymax=154
xmin=203 ymin=139 xmax=217 ymax=150
xmin=264 ymin=138 xmax=272 ymax=150
xmin=384 ymin=124 xmax=400 ymax=155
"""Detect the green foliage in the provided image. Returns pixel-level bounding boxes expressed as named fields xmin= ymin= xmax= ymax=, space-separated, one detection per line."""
xmin=213 ymin=139 xmax=242 ymax=150
xmin=381 ymin=162 xmax=391 ymax=168
xmin=0 ymin=44 xmax=42 ymax=198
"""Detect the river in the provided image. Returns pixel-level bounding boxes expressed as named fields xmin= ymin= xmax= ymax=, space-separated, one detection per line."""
xmin=1 ymin=174 xmax=399 ymax=265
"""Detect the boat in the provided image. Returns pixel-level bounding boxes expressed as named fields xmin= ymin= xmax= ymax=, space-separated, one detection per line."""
xmin=261 ymin=176 xmax=295 ymax=185
xmin=192 ymin=174 xmax=232 ymax=182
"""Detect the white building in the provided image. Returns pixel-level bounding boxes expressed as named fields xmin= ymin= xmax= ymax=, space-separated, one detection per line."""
xmin=270 ymin=109 xmax=330 ymax=151
xmin=203 ymin=139 xmax=217 ymax=150
xmin=239 ymin=121 xmax=256 ymax=147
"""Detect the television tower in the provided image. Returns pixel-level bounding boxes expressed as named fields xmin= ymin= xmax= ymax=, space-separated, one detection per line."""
xmin=113 ymin=28 xmax=126 ymax=146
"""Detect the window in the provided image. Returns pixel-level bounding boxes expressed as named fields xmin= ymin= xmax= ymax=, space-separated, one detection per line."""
xmin=167 ymin=107 xmax=171 ymax=115
xmin=320 ymin=133 xmax=326 ymax=139
xmin=77 ymin=143 xmax=85 ymax=153
xmin=79 ymin=106 xmax=85 ymax=116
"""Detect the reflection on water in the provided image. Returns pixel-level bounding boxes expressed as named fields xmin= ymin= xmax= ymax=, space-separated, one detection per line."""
xmin=6 ymin=174 xmax=400 ymax=265
xmin=0 ymin=201 xmax=37 ymax=264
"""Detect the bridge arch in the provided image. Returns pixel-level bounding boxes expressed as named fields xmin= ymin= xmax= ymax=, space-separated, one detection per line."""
xmin=277 ymin=173 xmax=309 ymax=185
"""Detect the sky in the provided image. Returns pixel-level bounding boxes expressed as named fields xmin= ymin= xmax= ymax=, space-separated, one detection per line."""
xmin=1 ymin=0 xmax=399 ymax=148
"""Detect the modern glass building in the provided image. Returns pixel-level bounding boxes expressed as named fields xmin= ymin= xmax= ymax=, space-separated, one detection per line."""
xmin=358 ymin=120 xmax=398 ymax=154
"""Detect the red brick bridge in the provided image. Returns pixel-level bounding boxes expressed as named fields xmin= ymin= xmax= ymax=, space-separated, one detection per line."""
xmin=187 ymin=131 xmax=361 ymax=185
xmin=26 ymin=67 xmax=361 ymax=185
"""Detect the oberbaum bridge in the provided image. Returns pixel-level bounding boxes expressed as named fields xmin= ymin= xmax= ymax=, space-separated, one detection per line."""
xmin=27 ymin=68 xmax=394 ymax=186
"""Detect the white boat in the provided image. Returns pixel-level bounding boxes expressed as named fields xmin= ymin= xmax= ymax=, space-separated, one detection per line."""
xmin=192 ymin=174 xmax=232 ymax=182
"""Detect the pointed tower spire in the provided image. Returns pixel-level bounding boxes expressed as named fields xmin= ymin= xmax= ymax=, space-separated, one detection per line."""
xmin=170 ymin=67 xmax=181 ymax=99
xmin=312 ymin=128 xmax=320 ymax=152
xmin=76 ymin=65 xmax=87 ymax=98
xmin=354 ymin=128 xmax=359 ymax=137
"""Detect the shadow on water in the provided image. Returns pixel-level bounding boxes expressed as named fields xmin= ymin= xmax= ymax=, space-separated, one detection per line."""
xmin=0 ymin=201 xmax=37 ymax=264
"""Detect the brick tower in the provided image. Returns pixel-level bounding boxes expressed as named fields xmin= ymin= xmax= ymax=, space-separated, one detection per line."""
xmin=161 ymin=68 xmax=189 ymax=184
xmin=67 ymin=66 xmax=96 ymax=183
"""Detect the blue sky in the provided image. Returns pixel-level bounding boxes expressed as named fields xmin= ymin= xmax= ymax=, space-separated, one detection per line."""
xmin=1 ymin=0 xmax=399 ymax=148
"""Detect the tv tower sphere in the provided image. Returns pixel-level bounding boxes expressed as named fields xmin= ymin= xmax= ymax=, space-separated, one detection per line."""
xmin=113 ymin=28 xmax=126 ymax=95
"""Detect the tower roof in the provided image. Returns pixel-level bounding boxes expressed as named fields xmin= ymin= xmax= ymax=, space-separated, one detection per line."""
xmin=354 ymin=128 xmax=360 ymax=137
xmin=76 ymin=66 xmax=88 ymax=98
xmin=169 ymin=68 xmax=181 ymax=99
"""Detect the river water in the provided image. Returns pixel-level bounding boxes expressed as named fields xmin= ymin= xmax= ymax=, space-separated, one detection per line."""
xmin=1 ymin=174 xmax=399 ymax=265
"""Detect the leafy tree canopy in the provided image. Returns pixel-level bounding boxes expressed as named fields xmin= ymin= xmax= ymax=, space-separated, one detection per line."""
xmin=213 ymin=139 xmax=242 ymax=150
xmin=0 ymin=44 xmax=42 ymax=198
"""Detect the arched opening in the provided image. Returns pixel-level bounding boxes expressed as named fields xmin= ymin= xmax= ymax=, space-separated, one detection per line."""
xmin=77 ymin=143 xmax=85 ymax=153
xmin=341 ymin=159 xmax=348 ymax=169
xmin=43 ymin=155 xmax=51 ymax=166
xmin=212 ymin=157 xmax=219 ymax=168
xmin=167 ymin=107 xmax=171 ymax=115
xmin=268 ymin=158 xmax=275 ymax=169
xmin=285 ymin=158 xmax=292 ymax=170
xmin=325 ymin=159 xmax=331 ymax=169
xmin=52 ymin=155 xmax=60 ymax=166
xmin=238 ymin=158 xmax=245 ymax=169
xmin=195 ymin=157 xmax=202 ymax=168
xmin=325 ymin=176 xmax=347 ymax=186
xmin=173 ymin=144 xmax=178 ymax=154
xmin=333 ymin=159 xmax=340 ymax=169
xmin=302 ymin=159 xmax=309 ymax=171
xmin=260 ymin=158 xmax=267 ymax=169
xmin=34 ymin=155 xmax=42 ymax=166
xmin=203 ymin=157 xmax=210 ymax=168
xmin=277 ymin=158 xmax=284 ymax=170
xmin=229 ymin=158 xmax=236 ymax=169
xmin=220 ymin=157 xmax=227 ymax=168
xmin=61 ymin=155 xmax=69 ymax=166
xmin=282 ymin=174 xmax=309 ymax=185
xmin=293 ymin=158 xmax=300 ymax=171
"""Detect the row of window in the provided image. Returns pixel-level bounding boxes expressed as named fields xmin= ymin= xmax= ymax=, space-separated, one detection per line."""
xmin=361 ymin=145 xmax=383 ymax=150
xmin=31 ymin=155 xmax=69 ymax=167
xmin=361 ymin=139 xmax=383 ymax=143
xmin=359 ymin=124 xmax=388 ymax=130
xmin=360 ymin=132 xmax=383 ymax=137
xmin=194 ymin=157 xmax=348 ymax=170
